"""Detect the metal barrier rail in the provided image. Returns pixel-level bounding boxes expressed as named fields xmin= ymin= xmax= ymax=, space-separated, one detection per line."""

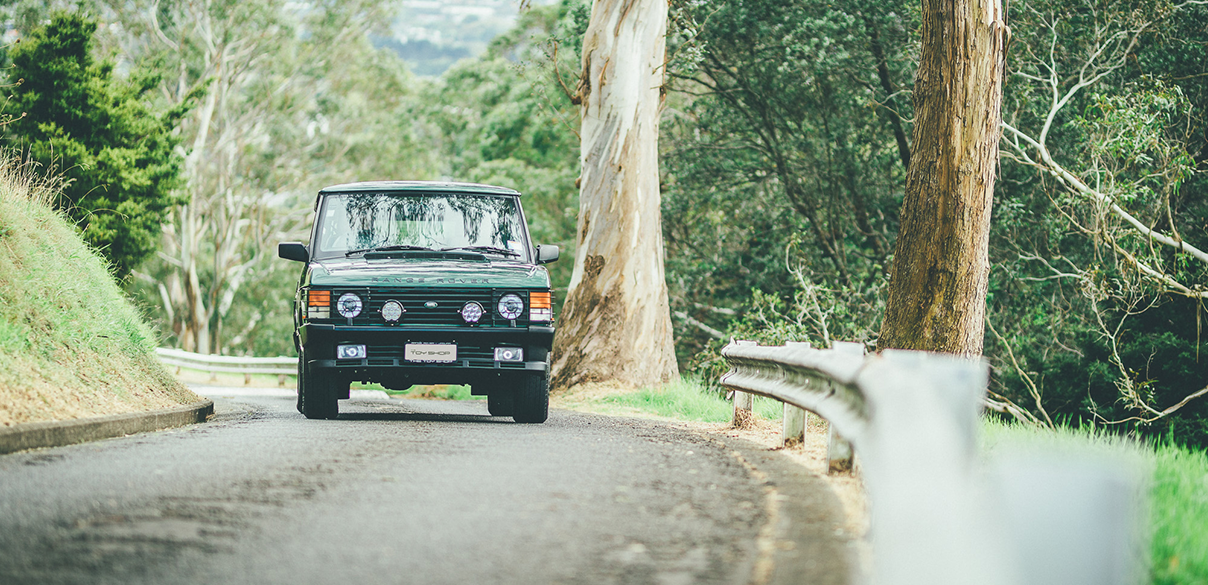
xmin=719 ymin=340 xmax=1141 ymax=585
xmin=155 ymin=348 xmax=296 ymax=376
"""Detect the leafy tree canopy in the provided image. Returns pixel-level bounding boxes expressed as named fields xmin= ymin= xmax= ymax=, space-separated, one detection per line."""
xmin=3 ymin=11 xmax=185 ymax=278
xmin=424 ymin=0 xmax=587 ymax=292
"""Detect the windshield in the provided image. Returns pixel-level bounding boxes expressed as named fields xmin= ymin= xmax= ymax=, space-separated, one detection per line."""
xmin=313 ymin=192 xmax=530 ymax=260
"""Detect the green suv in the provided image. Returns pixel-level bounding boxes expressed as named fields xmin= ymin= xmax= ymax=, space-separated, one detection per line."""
xmin=278 ymin=181 xmax=559 ymax=423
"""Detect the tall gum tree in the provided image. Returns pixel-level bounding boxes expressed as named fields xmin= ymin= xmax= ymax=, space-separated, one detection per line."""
xmin=877 ymin=0 xmax=1008 ymax=354
xmin=551 ymin=0 xmax=678 ymax=390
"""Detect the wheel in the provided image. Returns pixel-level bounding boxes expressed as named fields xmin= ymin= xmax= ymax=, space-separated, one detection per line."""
xmin=298 ymin=350 xmax=339 ymax=420
xmin=487 ymin=389 xmax=514 ymax=417
xmin=511 ymin=372 xmax=548 ymax=424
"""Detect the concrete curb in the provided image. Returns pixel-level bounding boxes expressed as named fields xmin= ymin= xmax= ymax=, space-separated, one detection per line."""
xmin=0 ymin=399 xmax=214 ymax=456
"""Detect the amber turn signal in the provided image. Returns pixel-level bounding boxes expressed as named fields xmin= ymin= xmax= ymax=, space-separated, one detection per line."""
xmin=308 ymin=290 xmax=331 ymax=306
xmin=530 ymin=291 xmax=552 ymax=309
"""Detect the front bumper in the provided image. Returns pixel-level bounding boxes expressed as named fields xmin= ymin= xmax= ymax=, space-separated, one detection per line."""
xmin=298 ymin=323 xmax=554 ymax=386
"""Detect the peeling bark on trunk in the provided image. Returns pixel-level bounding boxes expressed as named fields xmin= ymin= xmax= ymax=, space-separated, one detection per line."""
xmin=877 ymin=0 xmax=1007 ymax=355
xmin=551 ymin=0 xmax=678 ymax=390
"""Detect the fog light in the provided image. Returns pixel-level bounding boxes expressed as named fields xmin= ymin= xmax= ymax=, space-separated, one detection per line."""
xmin=461 ymin=301 xmax=484 ymax=324
xmin=337 ymin=344 xmax=367 ymax=359
xmin=494 ymin=347 xmax=523 ymax=362
xmin=381 ymin=300 xmax=404 ymax=322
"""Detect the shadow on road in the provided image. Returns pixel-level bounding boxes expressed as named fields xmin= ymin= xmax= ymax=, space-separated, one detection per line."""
xmin=334 ymin=411 xmax=517 ymax=424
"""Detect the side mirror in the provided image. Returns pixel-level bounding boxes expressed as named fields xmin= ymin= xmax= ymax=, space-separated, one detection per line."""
xmin=278 ymin=241 xmax=309 ymax=263
xmin=536 ymin=244 xmax=559 ymax=264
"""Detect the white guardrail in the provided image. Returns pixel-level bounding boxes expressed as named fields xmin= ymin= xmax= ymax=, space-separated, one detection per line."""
xmin=155 ymin=348 xmax=296 ymax=382
xmin=720 ymin=340 xmax=1144 ymax=585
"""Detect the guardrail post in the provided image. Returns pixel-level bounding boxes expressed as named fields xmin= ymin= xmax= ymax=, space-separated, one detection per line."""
xmin=732 ymin=390 xmax=754 ymax=428
xmin=782 ymin=403 xmax=805 ymax=447
xmin=780 ymin=341 xmax=810 ymax=446
xmin=730 ymin=340 xmax=757 ymax=429
xmin=826 ymin=418 xmax=854 ymax=473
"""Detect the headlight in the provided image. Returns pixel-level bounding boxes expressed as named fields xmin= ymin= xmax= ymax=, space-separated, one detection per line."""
xmin=497 ymin=293 xmax=524 ymax=320
xmin=337 ymin=292 xmax=363 ymax=319
xmin=461 ymin=301 xmax=484 ymax=323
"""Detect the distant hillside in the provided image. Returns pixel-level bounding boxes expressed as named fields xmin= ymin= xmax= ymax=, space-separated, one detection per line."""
xmin=380 ymin=0 xmax=558 ymax=76
xmin=0 ymin=160 xmax=198 ymax=427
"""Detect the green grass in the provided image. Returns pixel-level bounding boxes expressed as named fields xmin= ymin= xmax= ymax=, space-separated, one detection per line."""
xmin=1150 ymin=442 xmax=1208 ymax=584
xmin=980 ymin=419 xmax=1208 ymax=585
xmin=597 ymin=377 xmax=783 ymax=423
xmin=0 ymin=157 xmax=196 ymax=425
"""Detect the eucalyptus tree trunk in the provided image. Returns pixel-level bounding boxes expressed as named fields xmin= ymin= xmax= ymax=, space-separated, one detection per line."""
xmin=550 ymin=0 xmax=678 ymax=390
xmin=877 ymin=0 xmax=1007 ymax=355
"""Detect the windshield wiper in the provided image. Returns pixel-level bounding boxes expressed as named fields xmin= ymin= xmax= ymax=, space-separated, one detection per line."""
xmin=346 ymin=244 xmax=433 ymax=257
xmin=440 ymin=245 xmax=521 ymax=257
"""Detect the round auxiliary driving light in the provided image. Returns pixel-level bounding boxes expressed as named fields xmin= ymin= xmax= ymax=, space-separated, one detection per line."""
xmin=497 ymin=294 xmax=524 ymax=320
xmin=381 ymin=300 xmax=404 ymax=322
xmin=461 ymin=301 xmax=484 ymax=324
xmin=337 ymin=292 xmax=363 ymax=319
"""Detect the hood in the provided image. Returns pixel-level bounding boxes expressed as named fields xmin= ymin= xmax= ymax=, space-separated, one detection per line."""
xmin=306 ymin=257 xmax=551 ymax=289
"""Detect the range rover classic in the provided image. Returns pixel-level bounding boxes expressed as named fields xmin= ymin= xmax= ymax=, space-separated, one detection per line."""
xmin=277 ymin=181 xmax=559 ymax=423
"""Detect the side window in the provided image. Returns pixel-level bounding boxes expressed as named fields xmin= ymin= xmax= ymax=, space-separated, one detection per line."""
xmin=320 ymin=202 xmax=351 ymax=252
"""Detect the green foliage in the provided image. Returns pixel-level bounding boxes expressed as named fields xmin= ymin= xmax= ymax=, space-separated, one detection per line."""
xmin=690 ymin=263 xmax=885 ymax=391
xmin=113 ymin=0 xmax=439 ymax=357
xmin=423 ymin=0 xmax=586 ymax=294
xmin=662 ymin=0 xmax=915 ymax=364
xmin=2 ymin=11 xmax=185 ymax=279
xmin=987 ymin=0 xmax=1208 ymax=445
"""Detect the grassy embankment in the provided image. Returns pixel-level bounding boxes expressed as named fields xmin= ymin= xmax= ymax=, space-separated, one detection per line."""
xmin=586 ymin=376 xmax=1206 ymax=584
xmin=1141 ymin=442 xmax=1207 ymax=584
xmin=0 ymin=160 xmax=198 ymax=427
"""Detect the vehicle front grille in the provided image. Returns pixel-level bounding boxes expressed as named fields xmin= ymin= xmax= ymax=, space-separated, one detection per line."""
xmin=323 ymin=287 xmax=530 ymax=327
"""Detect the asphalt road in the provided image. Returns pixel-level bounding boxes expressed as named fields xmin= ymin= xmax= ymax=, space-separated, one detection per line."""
xmin=0 ymin=387 xmax=854 ymax=584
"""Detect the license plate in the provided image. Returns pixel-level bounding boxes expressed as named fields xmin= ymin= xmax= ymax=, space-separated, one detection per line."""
xmin=405 ymin=343 xmax=457 ymax=363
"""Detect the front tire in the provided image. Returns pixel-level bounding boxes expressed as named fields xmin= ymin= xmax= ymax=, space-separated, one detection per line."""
xmin=512 ymin=372 xmax=549 ymax=424
xmin=487 ymin=389 xmax=514 ymax=417
xmin=298 ymin=350 xmax=339 ymax=420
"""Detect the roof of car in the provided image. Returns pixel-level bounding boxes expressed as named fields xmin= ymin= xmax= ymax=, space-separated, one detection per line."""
xmin=317 ymin=180 xmax=522 ymax=197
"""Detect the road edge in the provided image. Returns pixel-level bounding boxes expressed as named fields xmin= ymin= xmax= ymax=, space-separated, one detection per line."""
xmin=701 ymin=430 xmax=863 ymax=585
xmin=0 ymin=399 xmax=214 ymax=455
